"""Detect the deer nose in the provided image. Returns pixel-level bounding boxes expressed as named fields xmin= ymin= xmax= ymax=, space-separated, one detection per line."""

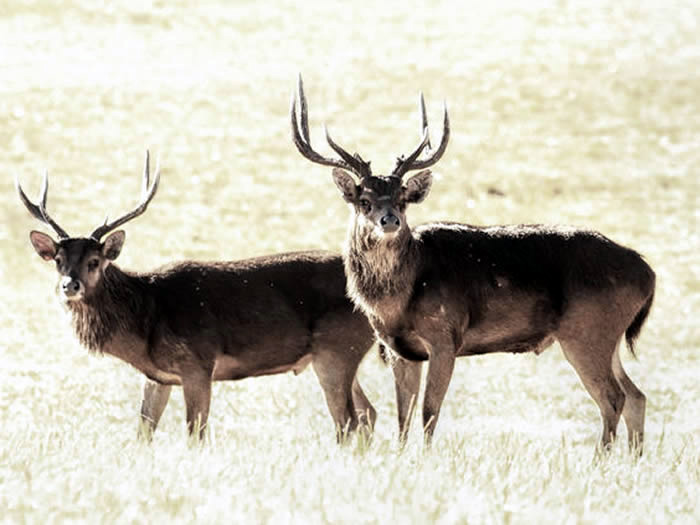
xmin=380 ymin=214 xmax=400 ymax=233
xmin=61 ymin=278 xmax=83 ymax=297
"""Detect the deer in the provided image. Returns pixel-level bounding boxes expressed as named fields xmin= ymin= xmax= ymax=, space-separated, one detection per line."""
xmin=290 ymin=77 xmax=656 ymax=454
xmin=16 ymin=151 xmax=378 ymax=442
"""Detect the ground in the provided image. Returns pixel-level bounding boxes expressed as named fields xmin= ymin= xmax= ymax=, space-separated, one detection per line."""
xmin=0 ymin=1 xmax=698 ymax=523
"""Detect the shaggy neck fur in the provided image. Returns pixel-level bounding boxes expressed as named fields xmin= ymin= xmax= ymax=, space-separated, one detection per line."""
xmin=66 ymin=265 xmax=152 ymax=353
xmin=344 ymin=217 xmax=421 ymax=318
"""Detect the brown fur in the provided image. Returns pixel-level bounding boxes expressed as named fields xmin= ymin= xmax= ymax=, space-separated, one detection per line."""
xmin=290 ymin=82 xmax=654 ymax=453
xmin=28 ymin=234 xmax=377 ymax=442
xmin=341 ymin=178 xmax=655 ymax=453
xmin=18 ymin=157 xmax=377 ymax=443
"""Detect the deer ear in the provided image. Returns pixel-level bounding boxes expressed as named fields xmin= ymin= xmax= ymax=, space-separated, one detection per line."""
xmin=402 ymin=170 xmax=433 ymax=204
xmin=332 ymin=168 xmax=358 ymax=203
xmin=102 ymin=230 xmax=126 ymax=261
xmin=29 ymin=231 xmax=57 ymax=261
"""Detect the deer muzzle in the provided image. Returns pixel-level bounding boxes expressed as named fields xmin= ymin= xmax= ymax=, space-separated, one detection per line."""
xmin=60 ymin=276 xmax=84 ymax=300
xmin=380 ymin=213 xmax=401 ymax=234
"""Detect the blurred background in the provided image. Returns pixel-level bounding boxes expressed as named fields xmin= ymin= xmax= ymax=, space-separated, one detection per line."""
xmin=1 ymin=0 xmax=698 ymax=521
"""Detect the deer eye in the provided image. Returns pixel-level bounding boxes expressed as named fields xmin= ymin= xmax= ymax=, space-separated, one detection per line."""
xmin=87 ymin=259 xmax=100 ymax=272
xmin=359 ymin=199 xmax=371 ymax=212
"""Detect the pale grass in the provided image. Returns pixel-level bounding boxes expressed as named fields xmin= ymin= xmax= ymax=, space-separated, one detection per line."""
xmin=1 ymin=1 xmax=699 ymax=524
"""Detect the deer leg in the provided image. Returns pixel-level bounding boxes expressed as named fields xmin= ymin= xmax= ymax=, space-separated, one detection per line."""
xmin=180 ymin=368 xmax=213 ymax=441
xmin=612 ymin=346 xmax=646 ymax=455
xmin=351 ymin=378 xmax=377 ymax=431
xmin=392 ymin=357 xmax=422 ymax=445
xmin=422 ymin=347 xmax=456 ymax=447
xmin=560 ymin=339 xmax=625 ymax=452
xmin=137 ymin=379 xmax=172 ymax=441
xmin=312 ymin=350 xmax=360 ymax=444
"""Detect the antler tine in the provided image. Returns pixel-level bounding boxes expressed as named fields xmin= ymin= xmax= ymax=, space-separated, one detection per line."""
xmin=391 ymin=129 xmax=430 ymax=179
xmin=15 ymin=170 xmax=70 ymax=239
xmin=290 ymin=75 xmax=371 ymax=179
xmin=297 ymin=74 xmax=311 ymax=143
xmin=142 ymin=149 xmax=150 ymax=197
xmin=290 ymin=99 xmax=347 ymax=169
xmin=89 ymin=151 xmax=160 ymax=241
xmin=410 ymin=101 xmax=450 ymax=171
xmin=291 ymin=92 xmax=340 ymax=167
xmin=324 ymin=125 xmax=371 ymax=177
xmin=419 ymin=92 xmax=432 ymax=150
xmin=391 ymin=98 xmax=450 ymax=178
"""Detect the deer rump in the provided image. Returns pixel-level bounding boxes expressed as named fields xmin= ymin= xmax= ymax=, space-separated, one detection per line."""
xmin=369 ymin=222 xmax=655 ymax=363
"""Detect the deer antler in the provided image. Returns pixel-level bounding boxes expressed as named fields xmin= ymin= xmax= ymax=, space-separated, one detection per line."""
xmin=290 ymin=75 xmax=372 ymax=179
xmin=15 ymin=170 xmax=70 ymax=239
xmin=391 ymin=93 xmax=450 ymax=179
xmin=89 ymin=150 xmax=160 ymax=241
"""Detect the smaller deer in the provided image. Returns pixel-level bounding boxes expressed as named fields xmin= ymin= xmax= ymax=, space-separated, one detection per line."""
xmin=291 ymin=77 xmax=656 ymax=453
xmin=17 ymin=152 xmax=377 ymax=442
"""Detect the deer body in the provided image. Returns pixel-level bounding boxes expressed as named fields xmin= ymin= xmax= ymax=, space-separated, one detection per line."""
xmin=345 ymin=219 xmax=655 ymax=447
xmin=349 ymin=223 xmax=653 ymax=361
xmin=68 ymin=250 xmax=376 ymax=439
xmin=347 ymin=222 xmax=654 ymax=448
xmin=68 ymin=252 xmax=368 ymax=379
xmin=291 ymin=77 xmax=655 ymax=453
xmin=17 ymin=154 xmax=377 ymax=441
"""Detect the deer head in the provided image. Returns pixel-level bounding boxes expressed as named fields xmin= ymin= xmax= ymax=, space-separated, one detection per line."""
xmin=16 ymin=151 xmax=160 ymax=303
xmin=291 ymin=76 xmax=449 ymax=242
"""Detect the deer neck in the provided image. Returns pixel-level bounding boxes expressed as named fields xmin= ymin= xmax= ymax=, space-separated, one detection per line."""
xmin=66 ymin=265 xmax=151 ymax=354
xmin=344 ymin=220 xmax=420 ymax=327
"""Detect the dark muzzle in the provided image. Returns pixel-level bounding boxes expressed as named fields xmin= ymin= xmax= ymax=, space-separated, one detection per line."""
xmin=380 ymin=214 xmax=400 ymax=233
xmin=61 ymin=277 xmax=83 ymax=298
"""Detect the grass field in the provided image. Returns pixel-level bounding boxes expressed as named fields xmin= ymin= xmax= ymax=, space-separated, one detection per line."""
xmin=1 ymin=1 xmax=699 ymax=523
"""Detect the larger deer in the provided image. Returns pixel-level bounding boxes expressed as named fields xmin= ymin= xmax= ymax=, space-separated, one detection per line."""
xmin=16 ymin=152 xmax=377 ymax=442
xmin=291 ymin=77 xmax=656 ymax=453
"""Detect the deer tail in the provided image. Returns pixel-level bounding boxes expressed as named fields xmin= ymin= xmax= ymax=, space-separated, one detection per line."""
xmin=625 ymin=267 xmax=655 ymax=357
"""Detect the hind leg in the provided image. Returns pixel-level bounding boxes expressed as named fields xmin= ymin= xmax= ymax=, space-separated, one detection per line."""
xmin=181 ymin=367 xmax=213 ymax=441
xmin=351 ymin=378 xmax=377 ymax=430
xmin=559 ymin=338 xmax=625 ymax=451
xmin=612 ymin=346 xmax=646 ymax=454
xmin=312 ymin=349 xmax=361 ymax=443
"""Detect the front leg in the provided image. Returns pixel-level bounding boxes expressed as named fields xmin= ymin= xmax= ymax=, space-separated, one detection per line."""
xmin=392 ymin=356 xmax=422 ymax=446
xmin=181 ymin=367 xmax=213 ymax=441
xmin=422 ymin=345 xmax=456 ymax=447
xmin=137 ymin=379 xmax=172 ymax=442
